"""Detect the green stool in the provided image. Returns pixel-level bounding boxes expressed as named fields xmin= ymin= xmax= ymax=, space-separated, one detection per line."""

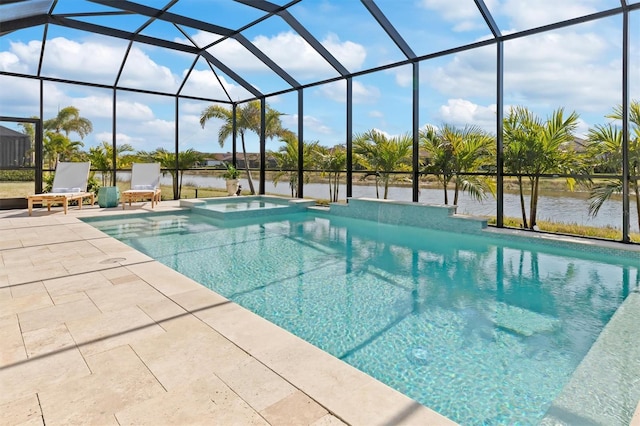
xmin=98 ymin=186 xmax=120 ymax=208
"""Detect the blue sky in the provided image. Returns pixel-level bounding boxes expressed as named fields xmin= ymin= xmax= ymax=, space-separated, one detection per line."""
xmin=0 ymin=0 xmax=637 ymax=154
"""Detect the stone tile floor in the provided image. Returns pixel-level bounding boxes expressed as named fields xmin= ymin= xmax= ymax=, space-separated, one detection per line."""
xmin=0 ymin=200 xmax=455 ymax=426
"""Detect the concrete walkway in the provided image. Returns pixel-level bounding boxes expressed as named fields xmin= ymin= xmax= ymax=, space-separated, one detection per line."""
xmin=0 ymin=201 xmax=454 ymax=426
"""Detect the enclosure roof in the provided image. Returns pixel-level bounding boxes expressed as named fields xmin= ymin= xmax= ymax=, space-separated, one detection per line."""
xmin=0 ymin=0 xmax=634 ymax=103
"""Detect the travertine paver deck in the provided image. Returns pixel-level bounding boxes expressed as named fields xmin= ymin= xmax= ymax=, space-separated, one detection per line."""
xmin=0 ymin=201 xmax=455 ymax=426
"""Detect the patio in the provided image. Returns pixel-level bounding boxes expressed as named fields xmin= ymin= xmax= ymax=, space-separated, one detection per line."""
xmin=0 ymin=201 xmax=453 ymax=425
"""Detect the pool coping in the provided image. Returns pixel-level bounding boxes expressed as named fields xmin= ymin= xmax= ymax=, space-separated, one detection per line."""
xmin=2 ymin=200 xmax=640 ymax=425
xmin=0 ymin=201 xmax=454 ymax=425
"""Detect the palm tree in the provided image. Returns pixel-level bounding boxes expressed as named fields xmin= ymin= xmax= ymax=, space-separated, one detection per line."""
xmin=88 ymin=141 xmax=134 ymax=186
xmin=503 ymin=106 xmax=581 ymax=230
xmin=43 ymin=131 xmax=84 ymax=169
xmin=44 ymin=106 xmax=93 ymax=139
xmin=200 ymin=100 xmax=287 ymax=194
xmin=353 ymin=130 xmax=412 ymax=199
xmin=269 ymin=132 xmax=319 ymax=197
xmin=18 ymin=119 xmax=36 ymax=166
xmin=586 ymin=100 xmax=640 ymax=230
xmin=147 ymin=148 xmax=203 ymax=199
xmin=420 ymin=124 xmax=495 ymax=205
xmin=317 ymin=145 xmax=347 ymax=202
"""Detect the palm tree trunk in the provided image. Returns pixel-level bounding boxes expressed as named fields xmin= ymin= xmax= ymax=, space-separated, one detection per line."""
xmin=443 ymin=181 xmax=449 ymax=205
xmin=383 ymin=177 xmax=389 ymax=200
xmin=453 ymin=182 xmax=460 ymax=206
xmin=530 ymin=176 xmax=540 ymax=229
xmin=240 ymin=135 xmax=255 ymax=194
xmin=517 ymin=176 xmax=528 ymax=228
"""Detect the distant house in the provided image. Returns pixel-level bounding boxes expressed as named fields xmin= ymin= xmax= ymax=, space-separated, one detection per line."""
xmin=0 ymin=125 xmax=31 ymax=167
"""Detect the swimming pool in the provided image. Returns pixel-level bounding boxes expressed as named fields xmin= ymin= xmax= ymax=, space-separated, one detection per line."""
xmin=84 ymin=209 xmax=640 ymax=425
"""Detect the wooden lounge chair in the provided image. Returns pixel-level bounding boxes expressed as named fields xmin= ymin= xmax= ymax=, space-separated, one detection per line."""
xmin=121 ymin=163 xmax=162 ymax=209
xmin=27 ymin=162 xmax=94 ymax=216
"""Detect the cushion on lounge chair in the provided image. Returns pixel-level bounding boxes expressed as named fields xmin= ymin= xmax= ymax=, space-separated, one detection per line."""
xmin=51 ymin=187 xmax=83 ymax=193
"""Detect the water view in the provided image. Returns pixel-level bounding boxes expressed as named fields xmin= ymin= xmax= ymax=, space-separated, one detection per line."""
xmin=160 ymin=173 xmax=635 ymax=231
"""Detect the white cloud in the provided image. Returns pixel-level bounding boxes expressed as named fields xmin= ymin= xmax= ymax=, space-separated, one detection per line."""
xmin=500 ymin=0 xmax=598 ymax=30
xmin=436 ymin=99 xmax=497 ymax=131
xmin=252 ymin=31 xmax=365 ymax=79
xmin=322 ymin=33 xmax=366 ymax=72
xmin=116 ymin=101 xmax=155 ymax=121
xmin=181 ymin=69 xmax=251 ymax=102
xmin=3 ymin=40 xmax=40 ymax=73
xmin=316 ymin=80 xmax=380 ymax=104
xmin=425 ymin=29 xmax=621 ymax=118
xmin=0 ymin=50 xmax=28 ymax=73
xmin=3 ymin=37 xmax=181 ymax=92
xmin=281 ymin=114 xmax=334 ymax=136
xmin=417 ymin=0 xmax=499 ymax=32
xmin=194 ymin=31 xmax=367 ymax=80
xmin=118 ymin=47 xmax=178 ymax=91
xmin=94 ymin=132 xmax=144 ymax=147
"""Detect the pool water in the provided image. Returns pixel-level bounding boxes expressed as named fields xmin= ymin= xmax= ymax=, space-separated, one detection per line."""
xmin=85 ymin=212 xmax=638 ymax=425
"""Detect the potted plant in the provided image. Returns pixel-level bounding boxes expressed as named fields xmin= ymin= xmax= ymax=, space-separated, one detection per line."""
xmin=222 ymin=163 xmax=240 ymax=195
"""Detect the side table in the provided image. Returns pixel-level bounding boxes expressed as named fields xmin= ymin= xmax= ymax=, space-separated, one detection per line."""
xmin=98 ymin=186 xmax=121 ymax=208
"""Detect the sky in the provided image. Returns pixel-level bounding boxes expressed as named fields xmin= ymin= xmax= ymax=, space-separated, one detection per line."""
xmin=0 ymin=0 xmax=638 ymax=155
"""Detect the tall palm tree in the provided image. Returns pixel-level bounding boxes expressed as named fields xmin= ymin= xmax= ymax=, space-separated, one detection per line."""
xmin=199 ymin=100 xmax=286 ymax=194
xmin=44 ymin=106 xmax=93 ymax=139
xmin=420 ymin=124 xmax=495 ymax=205
xmin=586 ymin=100 xmax=640 ymax=230
xmin=353 ymin=130 xmax=412 ymax=199
xmin=269 ymin=132 xmax=319 ymax=197
xmin=503 ymin=106 xmax=581 ymax=230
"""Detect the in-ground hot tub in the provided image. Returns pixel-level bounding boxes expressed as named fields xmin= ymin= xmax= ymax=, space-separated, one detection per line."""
xmin=180 ymin=195 xmax=316 ymax=220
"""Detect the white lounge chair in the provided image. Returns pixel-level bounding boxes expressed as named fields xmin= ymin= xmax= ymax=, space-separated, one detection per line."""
xmin=27 ymin=162 xmax=94 ymax=216
xmin=121 ymin=163 xmax=162 ymax=209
